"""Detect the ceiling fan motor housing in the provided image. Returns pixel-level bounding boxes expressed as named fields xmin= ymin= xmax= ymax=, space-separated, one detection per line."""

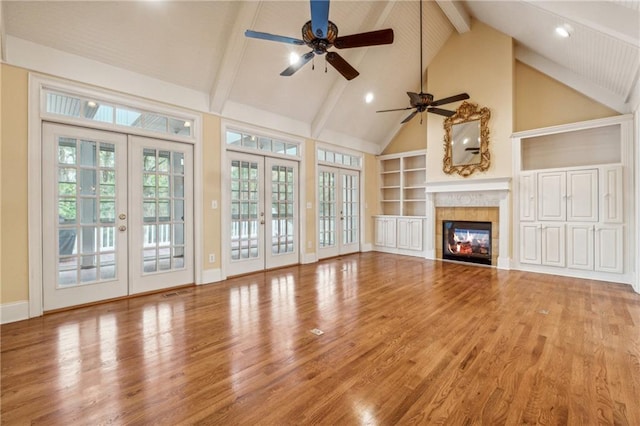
xmin=302 ymin=20 xmax=338 ymax=54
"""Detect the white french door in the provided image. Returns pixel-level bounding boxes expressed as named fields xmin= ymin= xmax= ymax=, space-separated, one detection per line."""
xmin=318 ymin=166 xmax=360 ymax=259
xmin=42 ymin=123 xmax=193 ymax=311
xmin=226 ymin=152 xmax=299 ymax=276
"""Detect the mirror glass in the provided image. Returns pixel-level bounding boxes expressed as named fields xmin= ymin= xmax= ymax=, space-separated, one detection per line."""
xmin=451 ymin=120 xmax=481 ymax=166
xmin=443 ymin=102 xmax=491 ymax=177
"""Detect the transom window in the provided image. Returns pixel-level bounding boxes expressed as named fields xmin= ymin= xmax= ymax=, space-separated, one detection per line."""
xmin=44 ymin=90 xmax=194 ymax=137
xmin=318 ymin=147 xmax=361 ymax=168
xmin=226 ymin=130 xmax=300 ymax=158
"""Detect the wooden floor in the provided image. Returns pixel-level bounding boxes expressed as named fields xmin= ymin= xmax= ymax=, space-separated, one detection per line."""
xmin=2 ymin=253 xmax=639 ymax=425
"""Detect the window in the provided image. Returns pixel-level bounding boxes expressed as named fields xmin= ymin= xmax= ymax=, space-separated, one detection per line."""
xmin=45 ymin=91 xmax=193 ymax=137
xmin=317 ymin=148 xmax=361 ymax=169
xmin=225 ymin=130 xmax=300 ymax=159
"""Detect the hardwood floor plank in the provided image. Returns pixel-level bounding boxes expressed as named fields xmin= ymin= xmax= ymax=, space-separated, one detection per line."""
xmin=2 ymin=253 xmax=639 ymax=425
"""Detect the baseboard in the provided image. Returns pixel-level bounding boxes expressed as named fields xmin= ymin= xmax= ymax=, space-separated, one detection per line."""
xmin=302 ymin=253 xmax=318 ymax=264
xmin=497 ymin=256 xmax=511 ymax=270
xmin=361 ymin=243 xmax=373 ymax=252
xmin=200 ymin=268 xmax=223 ymax=284
xmin=1 ymin=300 xmax=30 ymax=324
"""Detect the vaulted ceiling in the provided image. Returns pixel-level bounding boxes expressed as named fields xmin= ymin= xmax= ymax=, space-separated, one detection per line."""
xmin=2 ymin=1 xmax=638 ymax=153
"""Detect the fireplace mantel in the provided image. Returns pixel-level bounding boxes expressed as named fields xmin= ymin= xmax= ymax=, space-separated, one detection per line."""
xmin=424 ymin=177 xmax=511 ymax=269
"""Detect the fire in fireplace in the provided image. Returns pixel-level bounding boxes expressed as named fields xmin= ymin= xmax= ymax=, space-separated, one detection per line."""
xmin=442 ymin=220 xmax=492 ymax=265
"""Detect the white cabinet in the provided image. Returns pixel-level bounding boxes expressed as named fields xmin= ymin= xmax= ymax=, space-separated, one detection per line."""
xmin=519 ymin=223 xmax=565 ymax=267
xmin=374 ymin=216 xmax=396 ymax=248
xmin=595 ymin=225 xmax=623 ymax=273
xmin=566 ymin=224 xmax=595 ymax=270
xmin=519 ymin=172 xmax=537 ymax=221
xmin=537 ymin=169 xmax=598 ymax=222
xmin=397 ymin=218 xmax=423 ymax=251
xmin=599 ymin=165 xmax=623 ymax=223
xmin=541 ymin=224 xmax=565 ymax=267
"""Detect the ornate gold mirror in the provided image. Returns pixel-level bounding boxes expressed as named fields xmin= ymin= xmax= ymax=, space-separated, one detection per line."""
xmin=443 ymin=101 xmax=491 ymax=177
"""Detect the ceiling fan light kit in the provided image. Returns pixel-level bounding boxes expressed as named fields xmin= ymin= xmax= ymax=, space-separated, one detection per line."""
xmin=376 ymin=0 xmax=470 ymax=124
xmin=244 ymin=0 xmax=394 ymax=80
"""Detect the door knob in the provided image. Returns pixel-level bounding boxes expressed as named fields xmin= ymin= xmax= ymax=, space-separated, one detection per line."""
xmin=119 ymin=225 xmax=127 ymax=232
xmin=119 ymin=213 xmax=126 ymax=220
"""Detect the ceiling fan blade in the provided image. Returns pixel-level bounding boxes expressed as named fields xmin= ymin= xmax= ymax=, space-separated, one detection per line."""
xmin=334 ymin=29 xmax=394 ymax=49
xmin=326 ymin=52 xmax=359 ymax=80
xmin=401 ymin=110 xmax=419 ymax=124
xmin=280 ymin=51 xmax=315 ymax=76
xmin=245 ymin=30 xmax=304 ymax=45
xmin=427 ymin=107 xmax=455 ymax=117
xmin=407 ymin=92 xmax=422 ymax=107
xmin=376 ymin=107 xmax=414 ymax=113
xmin=430 ymin=93 xmax=469 ymax=106
xmin=310 ymin=0 xmax=330 ymax=39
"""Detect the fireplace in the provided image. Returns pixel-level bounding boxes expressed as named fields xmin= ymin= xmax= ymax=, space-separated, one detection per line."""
xmin=442 ymin=220 xmax=492 ymax=265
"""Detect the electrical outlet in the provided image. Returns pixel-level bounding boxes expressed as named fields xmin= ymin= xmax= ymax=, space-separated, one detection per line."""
xmin=209 ymin=253 xmax=215 ymax=263
xmin=211 ymin=200 xmax=218 ymax=209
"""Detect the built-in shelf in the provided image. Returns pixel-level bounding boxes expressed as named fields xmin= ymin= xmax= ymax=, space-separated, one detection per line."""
xmin=378 ymin=149 xmax=427 ymax=217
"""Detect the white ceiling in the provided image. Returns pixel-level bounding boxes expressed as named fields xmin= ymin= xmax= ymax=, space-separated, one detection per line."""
xmin=2 ymin=1 xmax=639 ymax=153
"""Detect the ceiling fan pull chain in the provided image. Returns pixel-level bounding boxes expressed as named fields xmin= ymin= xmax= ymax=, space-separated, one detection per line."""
xmin=312 ymin=56 xmax=315 ymax=71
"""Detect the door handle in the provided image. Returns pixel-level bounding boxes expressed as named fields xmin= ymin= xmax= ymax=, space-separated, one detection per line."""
xmin=119 ymin=225 xmax=127 ymax=232
xmin=119 ymin=213 xmax=126 ymax=220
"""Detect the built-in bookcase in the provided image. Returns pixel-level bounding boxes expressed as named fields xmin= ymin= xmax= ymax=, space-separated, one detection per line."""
xmin=379 ymin=150 xmax=426 ymax=216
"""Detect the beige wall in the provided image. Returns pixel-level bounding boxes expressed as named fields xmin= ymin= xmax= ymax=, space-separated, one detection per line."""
xmin=382 ymin=115 xmax=426 ymax=155
xmin=515 ymin=61 xmax=617 ymax=131
xmin=202 ymin=113 xmax=222 ymax=273
xmin=304 ymin=139 xmax=316 ymax=254
xmin=1 ymin=64 xmax=30 ymax=303
xmin=426 ymin=20 xmax=514 ymax=181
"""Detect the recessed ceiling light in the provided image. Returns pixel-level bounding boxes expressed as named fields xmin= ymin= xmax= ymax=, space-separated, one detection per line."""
xmin=365 ymin=92 xmax=374 ymax=104
xmin=289 ymin=52 xmax=300 ymax=65
xmin=555 ymin=24 xmax=572 ymax=38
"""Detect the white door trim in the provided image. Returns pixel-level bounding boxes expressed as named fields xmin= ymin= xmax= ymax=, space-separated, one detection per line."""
xmin=28 ymin=74 xmax=203 ymax=317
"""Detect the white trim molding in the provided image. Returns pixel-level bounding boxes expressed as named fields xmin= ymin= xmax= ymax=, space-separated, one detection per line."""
xmin=201 ymin=268 xmax=223 ymax=285
xmin=1 ymin=301 xmax=29 ymax=324
xmin=425 ymin=177 xmax=512 ymax=269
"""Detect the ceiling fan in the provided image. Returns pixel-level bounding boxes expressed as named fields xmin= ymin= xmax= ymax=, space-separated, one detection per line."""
xmin=244 ymin=0 xmax=394 ymax=80
xmin=376 ymin=0 xmax=469 ymax=124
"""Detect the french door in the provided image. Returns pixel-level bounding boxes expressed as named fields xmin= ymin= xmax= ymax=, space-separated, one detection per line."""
xmin=226 ymin=152 xmax=299 ymax=276
xmin=318 ymin=166 xmax=360 ymax=259
xmin=42 ymin=123 xmax=193 ymax=311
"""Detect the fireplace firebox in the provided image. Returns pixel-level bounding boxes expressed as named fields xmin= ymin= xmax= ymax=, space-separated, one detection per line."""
xmin=442 ymin=220 xmax=492 ymax=265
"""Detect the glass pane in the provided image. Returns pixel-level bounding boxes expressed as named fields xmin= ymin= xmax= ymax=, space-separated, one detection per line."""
xmin=100 ymin=171 xmax=116 ymax=196
xmin=259 ymin=137 xmax=271 ymax=152
xmin=59 ymin=200 xmax=77 ymax=224
xmin=144 ymin=224 xmax=156 ymax=246
xmin=173 ymin=152 xmax=184 ymax=175
xmin=59 ymin=229 xmax=77 ymax=255
xmin=173 ymin=176 xmax=184 ymax=198
xmin=286 ymin=144 xmax=298 ymax=156
xmin=80 ymin=198 xmax=96 ymax=224
xmin=116 ymin=108 xmax=142 ymax=127
xmin=273 ymin=141 xmax=285 ymax=154
xmin=243 ymin=135 xmax=257 ymax=149
xmin=58 ymin=139 xmax=77 ymax=164
xmin=80 ymin=255 xmax=97 ymax=283
xmin=318 ymin=149 xmax=325 ymax=162
xmin=143 ymin=249 xmax=157 ymax=273
xmin=143 ymin=113 xmax=168 ymax=132
xmin=79 ymin=169 xmax=97 ymax=195
xmin=158 ymin=151 xmax=170 ymax=172
xmin=80 ymin=227 xmax=97 ymax=254
xmin=80 ymin=140 xmax=96 ymax=167
xmin=168 ymin=118 xmax=192 ymax=136
xmin=174 ymin=223 xmax=184 ymax=245
xmin=58 ymin=256 xmax=78 ymax=286
xmin=86 ymin=103 xmax=113 ymax=123
xmin=159 ymin=246 xmax=171 ymax=271
xmin=174 ymin=199 xmax=184 ymax=221
xmin=173 ymin=247 xmax=185 ymax=269
xmin=100 ymin=201 xmax=116 ymax=223
xmin=227 ymin=131 xmax=242 ymax=146
xmin=143 ymin=201 xmax=157 ymax=222
xmin=143 ymin=149 xmax=156 ymax=171
xmin=158 ymin=175 xmax=170 ymax=198
xmin=47 ymin=92 xmax=82 ymax=117
xmin=100 ymin=253 xmax=116 ymax=280
xmin=158 ymin=201 xmax=171 ymax=221
xmin=143 ymin=174 xmax=157 ymax=197
xmin=101 ymin=227 xmax=115 ymax=251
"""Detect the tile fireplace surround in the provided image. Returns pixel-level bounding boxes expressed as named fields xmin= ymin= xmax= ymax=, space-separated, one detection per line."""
xmin=425 ymin=178 xmax=511 ymax=269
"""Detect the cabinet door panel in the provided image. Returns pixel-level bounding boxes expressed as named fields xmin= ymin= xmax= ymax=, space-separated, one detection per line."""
xmin=541 ymin=224 xmax=565 ymax=267
xmin=519 ymin=172 xmax=536 ymax=221
xmin=520 ymin=223 xmax=541 ymax=264
xmin=538 ymin=172 xmax=566 ymax=221
xmin=384 ymin=219 xmax=397 ymax=247
xmin=599 ymin=165 xmax=623 ymax=223
xmin=374 ymin=218 xmax=386 ymax=246
xmin=397 ymin=219 xmax=410 ymax=249
xmin=595 ymin=225 xmax=623 ymax=273
xmin=566 ymin=224 xmax=594 ymax=270
xmin=567 ymin=169 xmax=598 ymax=222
